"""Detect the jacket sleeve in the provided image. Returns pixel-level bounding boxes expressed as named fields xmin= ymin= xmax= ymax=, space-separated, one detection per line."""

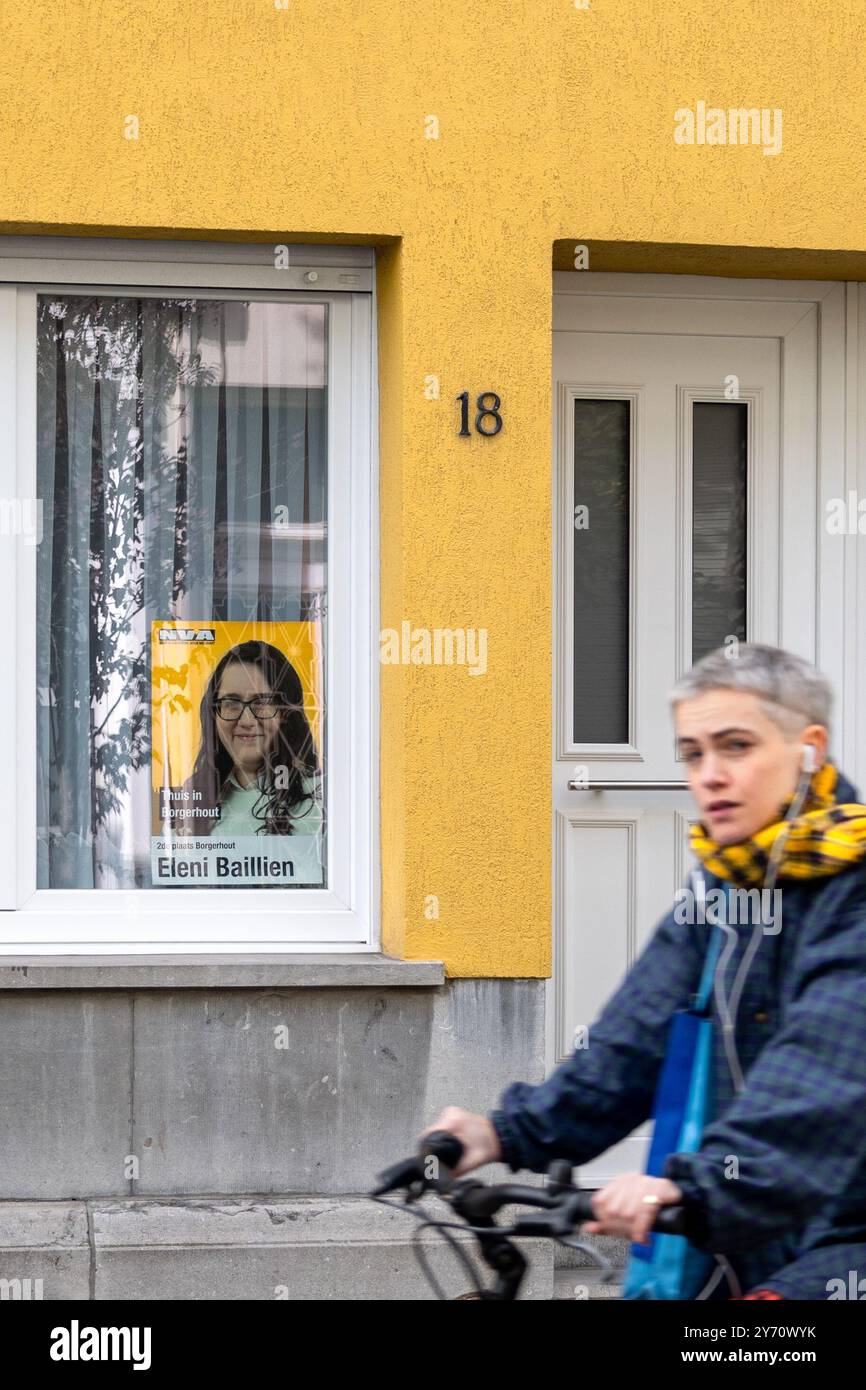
xmin=664 ymin=875 xmax=866 ymax=1254
xmin=489 ymin=898 xmax=707 ymax=1173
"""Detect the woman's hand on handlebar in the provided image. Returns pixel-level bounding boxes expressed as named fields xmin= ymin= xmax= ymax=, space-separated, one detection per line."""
xmin=582 ymin=1173 xmax=683 ymax=1245
xmin=419 ymin=1107 xmax=503 ymax=1176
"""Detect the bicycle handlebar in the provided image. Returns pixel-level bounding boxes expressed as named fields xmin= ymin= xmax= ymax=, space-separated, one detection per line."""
xmin=371 ymin=1129 xmax=704 ymax=1299
xmin=373 ymin=1128 xmax=693 ymax=1236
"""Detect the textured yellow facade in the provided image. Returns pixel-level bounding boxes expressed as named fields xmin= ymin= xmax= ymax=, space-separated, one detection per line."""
xmin=1 ymin=1 xmax=863 ymax=973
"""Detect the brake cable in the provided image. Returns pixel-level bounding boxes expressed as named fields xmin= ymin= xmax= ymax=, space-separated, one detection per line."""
xmin=372 ymin=1190 xmax=616 ymax=1298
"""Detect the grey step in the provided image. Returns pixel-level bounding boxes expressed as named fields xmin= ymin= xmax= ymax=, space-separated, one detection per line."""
xmin=0 ymin=1196 xmax=556 ymax=1301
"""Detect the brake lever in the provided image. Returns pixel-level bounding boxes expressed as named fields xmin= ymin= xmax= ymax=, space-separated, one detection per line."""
xmin=511 ymin=1200 xmax=585 ymax=1238
xmin=370 ymin=1155 xmax=424 ymax=1197
xmin=546 ymin=1159 xmax=576 ymax=1195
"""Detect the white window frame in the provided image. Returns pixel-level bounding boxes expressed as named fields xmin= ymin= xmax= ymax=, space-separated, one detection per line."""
xmin=0 ymin=238 xmax=379 ymax=953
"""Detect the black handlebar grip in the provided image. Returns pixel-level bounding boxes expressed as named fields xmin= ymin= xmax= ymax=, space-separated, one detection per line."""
xmin=561 ymin=1189 xmax=691 ymax=1237
xmin=418 ymin=1129 xmax=465 ymax=1172
xmin=654 ymin=1208 xmax=689 ymax=1236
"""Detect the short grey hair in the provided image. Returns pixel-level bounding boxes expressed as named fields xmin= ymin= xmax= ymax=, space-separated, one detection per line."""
xmin=668 ymin=643 xmax=833 ymax=736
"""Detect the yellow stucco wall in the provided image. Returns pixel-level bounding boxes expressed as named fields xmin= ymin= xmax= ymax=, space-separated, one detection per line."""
xmin=1 ymin=0 xmax=864 ymax=974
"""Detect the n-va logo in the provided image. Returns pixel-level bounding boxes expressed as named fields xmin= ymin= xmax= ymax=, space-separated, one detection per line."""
xmin=158 ymin=628 xmax=215 ymax=643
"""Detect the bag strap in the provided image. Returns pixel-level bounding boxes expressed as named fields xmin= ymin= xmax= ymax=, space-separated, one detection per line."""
xmin=693 ymin=879 xmax=728 ymax=1013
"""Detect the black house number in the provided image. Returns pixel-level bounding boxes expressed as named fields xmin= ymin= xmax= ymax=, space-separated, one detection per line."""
xmin=457 ymin=391 xmax=503 ymax=437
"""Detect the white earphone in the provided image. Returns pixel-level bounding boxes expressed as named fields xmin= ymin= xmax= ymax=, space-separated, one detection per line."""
xmin=801 ymin=743 xmax=816 ymax=773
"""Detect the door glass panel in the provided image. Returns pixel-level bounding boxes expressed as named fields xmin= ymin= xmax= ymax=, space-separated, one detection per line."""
xmin=692 ymin=401 xmax=747 ymax=662
xmin=572 ymin=398 xmax=630 ymax=743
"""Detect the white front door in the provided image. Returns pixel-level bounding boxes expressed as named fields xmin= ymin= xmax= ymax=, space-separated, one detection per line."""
xmin=550 ymin=274 xmax=843 ymax=1182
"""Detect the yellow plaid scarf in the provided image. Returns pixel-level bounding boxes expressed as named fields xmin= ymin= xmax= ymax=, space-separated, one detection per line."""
xmin=689 ymin=760 xmax=866 ymax=887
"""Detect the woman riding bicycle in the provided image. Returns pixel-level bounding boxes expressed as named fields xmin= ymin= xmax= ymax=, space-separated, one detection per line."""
xmin=423 ymin=644 xmax=866 ymax=1300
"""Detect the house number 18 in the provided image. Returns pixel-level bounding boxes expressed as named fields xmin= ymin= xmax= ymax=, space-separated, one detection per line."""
xmin=456 ymin=391 xmax=503 ymax=437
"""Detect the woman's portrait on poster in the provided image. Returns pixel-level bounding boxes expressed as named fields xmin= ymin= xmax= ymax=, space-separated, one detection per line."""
xmin=173 ymin=639 xmax=324 ymax=841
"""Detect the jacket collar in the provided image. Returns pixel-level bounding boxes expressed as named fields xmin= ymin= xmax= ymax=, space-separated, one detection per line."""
xmin=833 ymin=767 xmax=860 ymax=802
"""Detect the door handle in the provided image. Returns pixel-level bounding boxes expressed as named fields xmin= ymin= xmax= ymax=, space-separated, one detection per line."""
xmin=567 ymin=779 xmax=690 ymax=791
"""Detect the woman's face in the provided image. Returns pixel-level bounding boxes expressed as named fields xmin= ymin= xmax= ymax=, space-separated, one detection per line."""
xmin=213 ymin=661 xmax=282 ymax=782
xmin=675 ymin=688 xmax=827 ymax=846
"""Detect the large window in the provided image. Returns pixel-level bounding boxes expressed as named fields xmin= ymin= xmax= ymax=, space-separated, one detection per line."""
xmin=0 ymin=240 xmax=375 ymax=949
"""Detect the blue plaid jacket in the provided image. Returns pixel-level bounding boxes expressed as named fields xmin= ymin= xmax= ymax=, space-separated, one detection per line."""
xmin=490 ymin=770 xmax=866 ymax=1299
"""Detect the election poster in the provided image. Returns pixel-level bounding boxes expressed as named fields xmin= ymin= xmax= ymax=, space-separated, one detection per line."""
xmin=151 ymin=619 xmax=325 ymax=886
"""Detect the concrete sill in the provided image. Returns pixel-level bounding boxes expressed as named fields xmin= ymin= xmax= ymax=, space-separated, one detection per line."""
xmin=0 ymin=953 xmax=445 ymax=990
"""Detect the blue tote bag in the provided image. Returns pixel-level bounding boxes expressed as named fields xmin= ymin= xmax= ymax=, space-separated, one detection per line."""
xmin=621 ymin=915 xmax=723 ymax=1300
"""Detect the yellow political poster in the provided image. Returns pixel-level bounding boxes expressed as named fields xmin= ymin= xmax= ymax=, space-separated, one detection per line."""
xmin=150 ymin=620 xmax=325 ymax=886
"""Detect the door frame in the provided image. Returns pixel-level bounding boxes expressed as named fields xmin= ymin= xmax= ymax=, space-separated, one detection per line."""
xmin=548 ymin=272 xmax=854 ymax=1098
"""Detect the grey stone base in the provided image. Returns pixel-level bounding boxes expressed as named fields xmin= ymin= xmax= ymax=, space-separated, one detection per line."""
xmin=0 ymin=1196 xmax=555 ymax=1301
xmin=0 ymin=979 xmax=546 ymax=1198
xmin=0 ymin=979 xmax=571 ymax=1299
